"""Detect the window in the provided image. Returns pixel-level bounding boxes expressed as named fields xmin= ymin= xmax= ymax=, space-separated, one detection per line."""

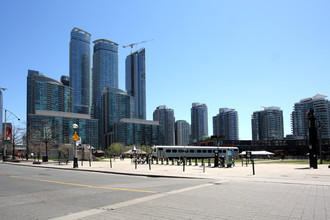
xmin=208 ymin=150 xmax=212 ymax=153
xmin=166 ymin=149 xmax=171 ymax=153
xmin=172 ymin=149 xmax=177 ymax=153
xmin=197 ymin=150 xmax=201 ymax=153
xmin=190 ymin=150 xmax=194 ymax=153
xmin=202 ymin=150 xmax=207 ymax=153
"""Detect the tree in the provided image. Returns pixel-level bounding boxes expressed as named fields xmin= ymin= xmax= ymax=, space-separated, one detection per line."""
xmin=7 ymin=125 xmax=25 ymax=159
xmin=109 ymin=143 xmax=125 ymax=156
xmin=29 ymin=118 xmax=61 ymax=161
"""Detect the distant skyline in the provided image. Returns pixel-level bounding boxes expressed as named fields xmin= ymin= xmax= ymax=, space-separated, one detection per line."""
xmin=2 ymin=0 xmax=330 ymax=140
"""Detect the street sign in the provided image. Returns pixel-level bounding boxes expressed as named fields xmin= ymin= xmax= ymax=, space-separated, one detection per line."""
xmin=72 ymin=133 xmax=80 ymax=141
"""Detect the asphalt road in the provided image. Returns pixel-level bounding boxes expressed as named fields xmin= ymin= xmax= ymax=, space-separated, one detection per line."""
xmin=0 ymin=163 xmax=329 ymax=220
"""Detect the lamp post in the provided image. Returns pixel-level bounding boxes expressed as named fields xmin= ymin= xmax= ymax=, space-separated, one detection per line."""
xmin=72 ymin=123 xmax=79 ymax=168
xmin=318 ymin=122 xmax=323 ymax=164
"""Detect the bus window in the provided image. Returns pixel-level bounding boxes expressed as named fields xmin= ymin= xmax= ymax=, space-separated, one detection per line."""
xmin=197 ymin=150 xmax=202 ymax=153
xmin=208 ymin=150 xmax=212 ymax=153
xmin=190 ymin=150 xmax=194 ymax=153
xmin=166 ymin=149 xmax=171 ymax=153
xmin=172 ymin=149 xmax=177 ymax=153
xmin=179 ymin=149 xmax=184 ymax=153
xmin=202 ymin=150 xmax=207 ymax=153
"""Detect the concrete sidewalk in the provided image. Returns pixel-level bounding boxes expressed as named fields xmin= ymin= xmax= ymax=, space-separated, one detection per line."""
xmin=3 ymin=158 xmax=330 ymax=185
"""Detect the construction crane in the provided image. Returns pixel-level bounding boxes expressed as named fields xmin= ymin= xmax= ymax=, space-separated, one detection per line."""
xmin=122 ymin=39 xmax=154 ymax=54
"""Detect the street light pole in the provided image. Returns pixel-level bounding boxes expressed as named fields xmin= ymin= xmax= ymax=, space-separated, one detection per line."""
xmin=318 ymin=123 xmax=323 ymax=164
xmin=3 ymin=109 xmax=7 ymax=161
xmin=72 ymin=124 xmax=79 ymax=168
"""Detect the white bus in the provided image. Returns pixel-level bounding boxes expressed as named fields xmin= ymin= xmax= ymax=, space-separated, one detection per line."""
xmin=151 ymin=146 xmax=239 ymax=159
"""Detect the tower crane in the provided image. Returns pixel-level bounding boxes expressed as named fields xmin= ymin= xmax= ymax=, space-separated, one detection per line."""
xmin=123 ymin=39 xmax=154 ymax=54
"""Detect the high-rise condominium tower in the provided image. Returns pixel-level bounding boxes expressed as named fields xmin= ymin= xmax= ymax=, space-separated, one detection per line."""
xmin=126 ymin=48 xmax=146 ymax=119
xmin=102 ymin=87 xmax=135 ymax=148
xmin=153 ymin=105 xmax=175 ymax=145
xmin=213 ymin=108 xmax=239 ymax=140
xmin=70 ymin=27 xmax=91 ymax=115
xmin=292 ymin=94 xmax=330 ymax=139
xmin=92 ymin=39 xmax=119 ymax=147
xmin=252 ymin=107 xmax=284 ymax=140
xmin=191 ymin=103 xmax=208 ymax=145
xmin=175 ymin=120 xmax=190 ymax=146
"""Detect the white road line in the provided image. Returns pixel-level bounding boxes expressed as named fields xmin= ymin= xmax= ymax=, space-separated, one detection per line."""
xmin=50 ymin=180 xmax=228 ymax=220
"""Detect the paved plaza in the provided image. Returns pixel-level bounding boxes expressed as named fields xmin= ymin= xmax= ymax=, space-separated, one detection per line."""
xmin=2 ymin=159 xmax=330 ymax=219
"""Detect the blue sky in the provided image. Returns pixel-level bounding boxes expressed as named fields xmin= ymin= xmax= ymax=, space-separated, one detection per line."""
xmin=1 ymin=0 xmax=330 ymax=140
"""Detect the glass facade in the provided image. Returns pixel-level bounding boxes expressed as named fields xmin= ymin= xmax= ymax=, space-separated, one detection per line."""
xmin=125 ymin=48 xmax=146 ymax=119
xmin=92 ymin=39 xmax=119 ymax=148
xmin=191 ymin=103 xmax=208 ymax=145
xmin=153 ymin=105 xmax=175 ymax=145
xmin=252 ymin=107 xmax=284 ymax=140
xmin=113 ymin=118 xmax=159 ymax=146
xmin=292 ymin=94 xmax=330 ymax=139
xmin=29 ymin=74 xmax=73 ymax=113
xmin=102 ymin=87 xmax=135 ymax=148
xmin=70 ymin=27 xmax=91 ymax=115
xmin=213 ymin=108 xmax=239 ymax=140
xmin=29 ymin=110 xmax=98 ymax=148
xmin=175 ymin=120 xmax=190 ymax=146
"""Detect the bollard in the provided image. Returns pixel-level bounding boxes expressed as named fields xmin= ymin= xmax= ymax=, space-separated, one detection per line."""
xmin=183 ymin=158 xmax=186 ymax=172
xmin=202 ymin=159 xmax=205 ymax=173
xmin=149 ymin=157 xmax=152 ymax=170
xmin=110 ymin=157 xmax=112 ymax=168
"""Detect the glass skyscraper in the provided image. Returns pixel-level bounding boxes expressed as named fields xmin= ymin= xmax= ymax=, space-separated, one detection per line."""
xmin=292 ymin=94 xmax=330 ymax=139
xmin=213 ymin=108 xmax=239 ymax=140
xmin=27 ymin=70 xmax=73 ymax=115
xmin=125 ymin=48 xmax=146 ymax=119
xmin=102 ymin=87 xmax=135 ymax=148
xmin=26 ymin=70 xmax=99 ymax=149
xmin=70 ymin=27 xmax=91 ymax=115
xmin=191 ymin=103 xmax=208 ymax=145
xmin=175 ymin=120 xmax=190 ymax=146
xmin=252 ymin=107 xmax=284 ymax=140
xmin=153 ymin=105 xmax=175 ymax=145
xmin=92 ymin=39 xmax=119 ymax=146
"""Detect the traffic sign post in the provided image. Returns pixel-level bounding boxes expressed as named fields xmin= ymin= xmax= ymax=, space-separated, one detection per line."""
xmin=72 ymin=125 xmax=79 ymax=168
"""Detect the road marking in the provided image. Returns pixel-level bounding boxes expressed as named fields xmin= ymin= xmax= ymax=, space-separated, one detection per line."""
xmin=0 ymin=172 xmax=157 ymax=194
xmin=50 ymin=180 xmax=228 ymax=220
